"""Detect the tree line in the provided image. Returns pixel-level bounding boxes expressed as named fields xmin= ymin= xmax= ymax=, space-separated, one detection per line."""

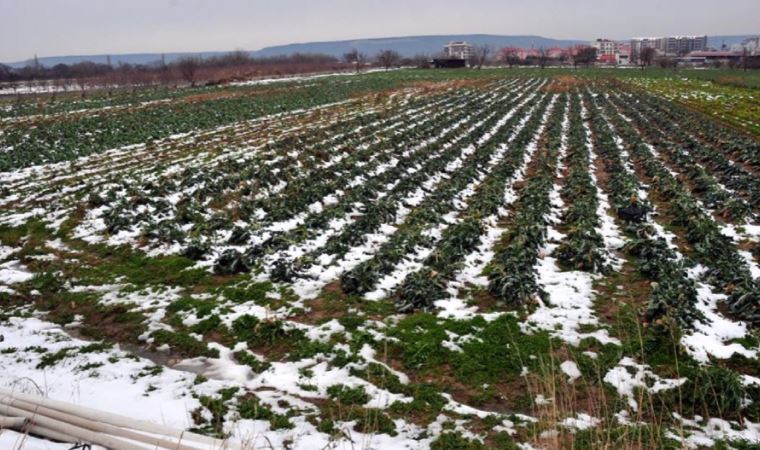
xmin=0 ymin=51 xmax=365 ymax=92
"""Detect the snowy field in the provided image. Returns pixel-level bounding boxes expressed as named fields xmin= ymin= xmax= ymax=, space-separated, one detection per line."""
xmin=0 ymin=72 xmax=759 ymax=449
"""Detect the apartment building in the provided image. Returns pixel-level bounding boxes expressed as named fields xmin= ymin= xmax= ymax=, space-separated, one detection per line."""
xmin=630 ymin=35 xmax=708 ymax=57
xmin=591 ymin=39 xmax=630 ymax=64
xmin=443 ymin=41 xmax=473 ymax=60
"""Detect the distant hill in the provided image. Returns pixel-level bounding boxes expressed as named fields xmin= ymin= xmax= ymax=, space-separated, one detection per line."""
xmin=3 ymin=34 xmax=586 ymax=68
xmin=250 ymin=34 xmax=588 ymax=58
xmin=3 ymin=52 xmax=229 ymax=69
xmin=4 ymin=33 xmax=757 ymax=67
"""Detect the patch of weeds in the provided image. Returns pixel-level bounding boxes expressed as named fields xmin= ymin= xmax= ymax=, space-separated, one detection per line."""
xmin=132 ymin=365 xmax=164 ymax=378
xmin=330 ymin=349 xmax=361 ymax=368
xmin=338 ymin=315 xmax=364 ymax=331
xmin=151 ymin=330 xmax=219 ymax=358
xmin=350 ymin=362 xmax=405 ymax=393
xmin=452 ymin=315 xmax=552 ymax=385
xmin=76 ymin=303 xmax=147 ymax=343
xmin=468 ymin=384 xmax=501 ymax=407
xmin=217 ymin=280 xmax=276 ymax=305
xmin=316 ymin=418 xmax=336 ymax=434
xmin=231 ymin=314 xmax=311 ymax=359
xmin=233 ymin=350 xmax=271 ymax=373
xmin=287 ymin=336 xmax=334 ymax=361
xmin=24 ymin=346 xmax=48 ymax=353
xmin=326 ymin=384 xmax=370 ymax=405
xmin=0 ymin=224 xmax=28 ymax=246
xmin=189 ymin=314 xmax=226 ymax=336
xmin=713 ymin=439 xmax=760 ymax=450
xmin=298 ymin=383 xmax=318 ymax=392
xmin=191 ymin=387 xmax=239 ymax=438
xmin=78 ymin=342 xmax=113 ymax=353
xmin=431 ymin=432 xmax=486 ymax=450
xmin=237 ymin=394 xmax=293 ymax=430
xmin=166 ymin=296 xmax=217 ymax=318
xmin=353 ymin=408 xmax=397 ymax=436
xmin=78 ymin=362 xmax=104 ymax=371
xmin=490 ymin=431 xmax=520 ymax=450
xmin=193 ymin=374 xmax=208 ymax=385
xmin=36 ymin=347 xmax=75 ymax=369
xmin=678 ymin=365 xmax=747 ymax=421
xmin=83 ymin=245 xmax=208 ymax=287
xmin=389 ymin=387 xmax=446 ymax=422
xmin=384 ymin=313 xmax=452 ymax=370
xmin=572 ymin=424 xmax=681 ymax=450
xmin=232 ymin=315 xmax=298 ymax=346
xmin=27 ymin=272 xmax=65 ymax=294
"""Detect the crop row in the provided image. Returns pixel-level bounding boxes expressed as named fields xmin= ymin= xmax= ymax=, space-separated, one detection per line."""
xmin=0 ymin=75 xmax=425 ymax=171
xmin=553 ymin=92 xmax=609 ymax=273
xmin=91 ymin=83 xmax=497 ymax=246
xmin=598 ymin=90 xmax=760 ymax=325
xmin=279 ymin=83 xmax=543 ymax=272
xmin=583 ymin=89 xmax=703 ymax=329
xmin=338 ymin=87 xmax=551 ymax=298
xmin=615 ymin=89 xmax=760 ymax=213
xmin=486 ymin=94 xmax=568 ymax=305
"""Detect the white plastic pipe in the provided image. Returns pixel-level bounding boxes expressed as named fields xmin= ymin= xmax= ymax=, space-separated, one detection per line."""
xmin=0 ymin=415 xmax=27 ymax=428
xmin=0 ymin=402 xmax=147 ymax=450
xmin=23 ymin=424 xmax=81 ymax=445
xmin=0 ymin=388 xmax=239 ymax=449
xmin=1 ymin=396 xmax=206 ymax=450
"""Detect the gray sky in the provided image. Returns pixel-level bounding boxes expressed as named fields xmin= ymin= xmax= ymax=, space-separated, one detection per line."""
xmin=1 ymin=0 xmax=758 ymax=62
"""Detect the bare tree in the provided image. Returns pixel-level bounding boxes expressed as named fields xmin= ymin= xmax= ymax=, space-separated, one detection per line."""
xmin=177 ymin=57 xmax=200 ymax=86
xmin=639 ymin=47 xmax=656 ymax=69
xmin=500 ymin=46 xmax=521 ymax=68
xmin=657 ymin=56 xmax=677 ymax=70
xmin=630 ymin=47 xmax=639 ymax=66
xmin=537 ymin=47 xmax=549 ymax=69
xmin=470 ymin=45 xmax=492 ymax=69
xmin=573 ymin=47 xmax=597 ymax=68
xmin=343 ymin=49 xmax=366 ymax=73
xmin=376 ymin=50 xmax=401 ymax=70
xmin=411 ymin=53 xmax=431 ymax=69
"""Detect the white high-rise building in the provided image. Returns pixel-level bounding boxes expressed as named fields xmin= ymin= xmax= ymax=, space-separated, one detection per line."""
xmin=443 ymin=41 xmax=473 ymax=60
xmin=630 ymin=35 xmax=708 ymax=57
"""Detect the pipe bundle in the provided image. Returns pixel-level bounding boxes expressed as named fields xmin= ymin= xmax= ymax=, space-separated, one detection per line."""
xmin=0 ymin=387 xmax=243 ymax=450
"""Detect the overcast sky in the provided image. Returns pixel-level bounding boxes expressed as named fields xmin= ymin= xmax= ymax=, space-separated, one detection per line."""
xmin=1 ymin=0 xmax=758 ymax=62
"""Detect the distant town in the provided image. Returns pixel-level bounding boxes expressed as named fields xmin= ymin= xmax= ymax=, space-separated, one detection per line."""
xmin=1 ymin=33 xmax=758 ymax=93
xmin=437 ymin=35 xmax=760 ymax=69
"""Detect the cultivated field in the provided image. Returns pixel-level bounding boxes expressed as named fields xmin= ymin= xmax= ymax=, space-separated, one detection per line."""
xmin=1 ymin=69 xmax=759 ymax=449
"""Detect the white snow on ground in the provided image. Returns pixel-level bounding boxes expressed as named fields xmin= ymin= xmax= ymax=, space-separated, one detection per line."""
xmin=0 ymin=316 xmax=444 ymax=449
xmin=0 ymin=430 xmax=102 ymax=450
xmin=0 ymin=245 xmax=18 ymax=261
xmin=530 ymin=252 xmax=619 ymax=346
xmin=603 ymin=357 xmax=687 ymax=411
xmin=285 ymin=86 xmax=528 ymax=300
xmin=527 ymin=106 xmax=619 ymax=347
xmin=680 ymin=266 xmax=757 ymax=364
xmin=670 ymin=414 xmax=760 ymax=449
xmin=0 ymin=317 xmax=225 ymax=447
xmin=560 ymin=361 xmax=582 ymax=384
xmin=0 ymin=260 xmax=34 ymax=285
xmin=363 ymin=108 xmax=516 ymax=301
xmin=581 ymin=103 xmax=625 ymax=268
xmin=561 ymin=413 xmax=600 ymax=431
xmin=435 ymin=89 xmax=550 ymax=319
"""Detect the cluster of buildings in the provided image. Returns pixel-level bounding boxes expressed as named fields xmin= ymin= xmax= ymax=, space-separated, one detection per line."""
xmin=594 ymin=35 xmax=759 ymax=66
xmin=436 ymin=35 xmax=758 ymax=68
xmin=592 ymin=36 xmax=710 ymax=65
